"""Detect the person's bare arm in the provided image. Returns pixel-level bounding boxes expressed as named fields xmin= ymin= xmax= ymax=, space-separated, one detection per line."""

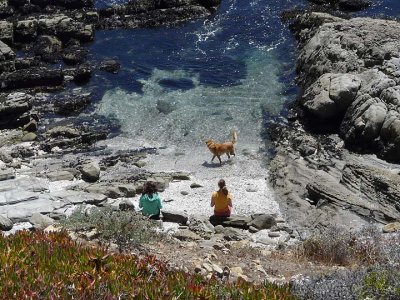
xmin=211 ymin=193 xmax=215 ymax=207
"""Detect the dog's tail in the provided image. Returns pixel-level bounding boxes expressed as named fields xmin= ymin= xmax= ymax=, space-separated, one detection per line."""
xmin=232 ymin=130 xmax=237 ymax=144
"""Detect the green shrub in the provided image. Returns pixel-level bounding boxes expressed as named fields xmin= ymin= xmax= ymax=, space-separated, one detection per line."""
xmin=61 ymin=206 xmax=160 ymax=252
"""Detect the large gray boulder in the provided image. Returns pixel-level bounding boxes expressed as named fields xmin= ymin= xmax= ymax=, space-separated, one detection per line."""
xmin=28 ymin=212 xmax=55 ymax=230
xmin=80 ymin=162 xmax=100 ymax=182
xmin=161 ymin=209 xmax=188 ymax=224
xmin=294 ymin=14 xmax=400 ymax=162
xmin=248 ymin=214 xmax=277 ymax=230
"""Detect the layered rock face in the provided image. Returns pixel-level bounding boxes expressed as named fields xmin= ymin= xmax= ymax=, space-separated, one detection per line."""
xmin=293 ymin=13 xmax=400 ymax=162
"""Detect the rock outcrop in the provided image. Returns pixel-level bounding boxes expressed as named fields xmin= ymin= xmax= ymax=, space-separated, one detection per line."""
xmin=291 ymin=13 xmax=400 ymax=163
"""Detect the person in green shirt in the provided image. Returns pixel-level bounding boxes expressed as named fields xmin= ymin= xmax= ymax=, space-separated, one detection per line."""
xmin=139 ymin=181 xmax=163 ymax=220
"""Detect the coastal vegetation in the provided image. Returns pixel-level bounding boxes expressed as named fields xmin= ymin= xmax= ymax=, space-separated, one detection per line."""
xmin=0 ymin=230 xmax=295 ymax=299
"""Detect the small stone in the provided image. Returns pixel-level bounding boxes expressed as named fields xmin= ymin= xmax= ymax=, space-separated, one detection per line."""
xmin=21 ymin=132 xmax=37 ymax=142
xmin=134 ymin=161 xmax=146 ymax=168
xmin=194 ymin=265 xmax=203 ymax=273
xmin=268 ymin=232 xmax=281 ymax=238
xmin=249 ymin=225 xmax=259 ymax=233
xmin=80 ymin=162 xmax=100 ymax=182
xmin=0 ymin=215 xmax=13 ymax=231
xmin=23 ymin=119 xmax=38 ymax=132
xmin=181 ymin=191 xmax=189 ymax=195
xmin=28 ymin=213 xmax=54 ymax=230
xmin=382 ymin=222 xmax=400 ymax=233
xmin=190 ymin=183 xmax=203 ymax=188
xmin=202 ymin=262 xmax=213 ymax=273
xmin=212 ymin=263 xmax=223 ymax=276
xmin=238 ymin=274 xmax=249 ymax=282
xmin=230 ymin=267 xmax=243 ymax=276
xmin=44 ymin=225 xmax=62 ymax=233
xmin=245 ymin=185 xmax=258 ymax=192
xmin=164 ymin=198 xmax=174 ymax=203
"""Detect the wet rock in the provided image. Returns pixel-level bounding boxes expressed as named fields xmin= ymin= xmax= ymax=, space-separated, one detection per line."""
xmin=80 ymin=162 xmax=100 ymax=182
xmin=53 ymin=93 xmax=91 ymax=115
xmin=248 ymin=214 xmax=276 ymax=230
xmin=99 ymin=1 xmax=213 ymax=30
xmin=0 ymin=215 xmax=13 ymax=231
xmin=62 ymin=45 xmax=88 ymax=65
xmin=156 ymin=99 xmax=176 ymax=114
xmin=0 ymin=41 xmax=15 ymax=73
xmin=0 ymin=20 xmax=13 ymax=44
xmin=47 ymin=126 xmax=81 ymax=138
xmin=23 ymin=119 xmax=38 ymax=132
xmin=14 ymin=19 xmax=38 ymax=43
xmin=31 ymin=0 xmax=94 ymax=9
xmin=382 ymin=222 xmax=400 ymax=233
xmin=162 ymin=209 xmax=188 ymax=224
xmin=99 ymin=59 xmax=120 ymax=74
xmin=0 ymin=67 xmax=64 ymax=91
xmin=28 ymin=212 xmax=54 ymax=230
xmin=33 ymin=35 xmax=62 ymax=62
xmin=37 ymin=14 xmax=94 ymax=42
xmin=308 ymin=0 xmax=371 ymax=11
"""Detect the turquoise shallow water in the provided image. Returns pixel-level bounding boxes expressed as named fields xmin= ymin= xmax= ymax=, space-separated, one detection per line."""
xmin=90 ymin=0 xmax=400 ymax=148
xmin=91 ymin=0 xmax=304 ymax=148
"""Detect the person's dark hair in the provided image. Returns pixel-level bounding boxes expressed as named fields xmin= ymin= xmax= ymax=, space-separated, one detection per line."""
xmin=143 ymin=181 xmax=157 ymax=196
xmin=218 ymin=179 xmax=226 ymax=189
xmin=221 ymin=186 xmax=229 ymax=196
xmin=218 ymin=179 xmax=228 ymax=195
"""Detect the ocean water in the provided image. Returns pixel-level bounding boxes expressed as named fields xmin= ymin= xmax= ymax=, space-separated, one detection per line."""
xmin=91 ymin=0 xmax=306 ymax=149
xmin=86 ymin=0 xmax=400 ymax=216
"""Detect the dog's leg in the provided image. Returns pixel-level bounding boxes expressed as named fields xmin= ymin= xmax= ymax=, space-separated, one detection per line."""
xmin=217 ymin=156 xmax=222 ymax=165
xmin=211 ymin=155 xmax=216 ymax=162
xmin=227 ymin=153 xmax=230 ymax=159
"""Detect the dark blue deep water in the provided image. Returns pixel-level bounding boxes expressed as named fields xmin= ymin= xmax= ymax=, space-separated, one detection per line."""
xmin=88 ymin=0 xmax=400 ymax=147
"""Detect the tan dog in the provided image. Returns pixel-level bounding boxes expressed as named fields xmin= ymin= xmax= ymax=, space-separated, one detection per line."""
xmin=206 ymin=130 xmax=237 ymax=164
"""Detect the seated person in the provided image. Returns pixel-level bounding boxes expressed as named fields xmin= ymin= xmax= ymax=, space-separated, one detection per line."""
xmin=211 ymin=179 xmax=232 ymax=217
xmin=139 ymin=181 xmax=163 ymax=220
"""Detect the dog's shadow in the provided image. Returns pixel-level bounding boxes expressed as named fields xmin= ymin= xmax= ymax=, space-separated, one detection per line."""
xmin=202 ymin=160 xmax=232 ymax=168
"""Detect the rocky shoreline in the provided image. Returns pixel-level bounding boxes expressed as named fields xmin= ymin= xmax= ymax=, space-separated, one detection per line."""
xmin=1 ymin=0 xmax=400 ymax=286
xmin=267 ymin=10 xmax=400 ymax=236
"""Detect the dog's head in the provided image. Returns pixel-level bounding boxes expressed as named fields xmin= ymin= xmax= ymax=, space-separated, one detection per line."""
xmin=205 ymin=139 xmax=214 ymax=149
